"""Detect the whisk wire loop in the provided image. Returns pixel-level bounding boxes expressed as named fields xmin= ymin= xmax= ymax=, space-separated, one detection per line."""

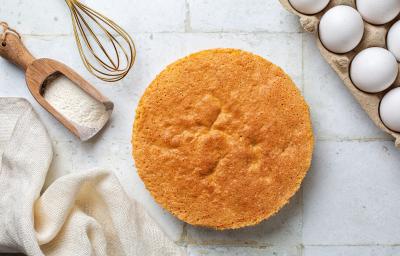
xmin=65 ymin=0 xmax=136 ymax=82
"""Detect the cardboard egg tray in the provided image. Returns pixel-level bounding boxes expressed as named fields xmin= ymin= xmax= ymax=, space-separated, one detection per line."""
xmin=279 ymin=0 xmax=400 ymax=148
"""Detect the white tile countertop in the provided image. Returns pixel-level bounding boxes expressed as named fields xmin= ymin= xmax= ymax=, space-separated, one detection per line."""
xmin=1 ymin=1 xmax=400 ymax=255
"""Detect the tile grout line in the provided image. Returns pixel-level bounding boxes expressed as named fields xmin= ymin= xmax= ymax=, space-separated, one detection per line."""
xmin=304 ymin=243 xmax=400 ymax=247
xmin=316 ymin=137 xmax=393 ymax=142
xmin=300 ymin=32 xmax=305 ymax=256
xmin=20 ymin=31 xmax=304 ymax=37
xmin=181 ymin=242 xmax=400 ymax=249
xmin=178 ymin=223 xmax=188 ymax=244
xmin=299 ymin=244 xmax=304 ymax=256
xmin=300 ymin=188 xmax=304 ymax=255
xmin=181 ymin=242 xmax=275 ymax=248
xmin=301 ymin=32 xmax=305 ymax=93
xmin=184 ymin=0 xmax=192 ymax=33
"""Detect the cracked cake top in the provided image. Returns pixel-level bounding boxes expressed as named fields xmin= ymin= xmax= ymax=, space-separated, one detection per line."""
xmin=132 ymin=48 xmax=314 ymax=229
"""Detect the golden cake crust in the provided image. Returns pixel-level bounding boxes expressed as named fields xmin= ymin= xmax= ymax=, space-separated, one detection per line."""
xmin=132 ymin=49 xmax=314 ymax=229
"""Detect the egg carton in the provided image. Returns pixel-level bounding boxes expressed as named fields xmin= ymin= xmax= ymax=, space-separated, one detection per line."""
xmin=279 ymin=0 xmax=400 ymax=148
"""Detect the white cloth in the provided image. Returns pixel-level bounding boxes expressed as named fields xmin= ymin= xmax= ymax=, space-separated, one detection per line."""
xmin=0 ymin=98 xmax=186 ymax=256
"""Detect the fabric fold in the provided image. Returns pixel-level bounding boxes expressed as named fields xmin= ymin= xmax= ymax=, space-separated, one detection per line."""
xmin=0 ymin=98 xmax=186 ymax=256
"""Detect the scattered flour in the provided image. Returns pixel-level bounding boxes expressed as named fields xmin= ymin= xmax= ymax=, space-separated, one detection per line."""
xmin=44 ymin=76 xmax=108 ymax=129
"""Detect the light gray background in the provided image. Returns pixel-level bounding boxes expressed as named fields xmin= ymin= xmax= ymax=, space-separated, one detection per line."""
xmin=0 ymin=1 xmax=400 ymax=255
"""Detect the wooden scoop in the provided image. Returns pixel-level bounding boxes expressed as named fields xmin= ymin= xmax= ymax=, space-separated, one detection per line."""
xmin=0 ymin=31 xmax=114 ymax=141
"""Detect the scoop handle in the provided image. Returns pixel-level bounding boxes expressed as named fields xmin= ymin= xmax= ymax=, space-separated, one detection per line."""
xmin=0 ymin=32 xmax=35 ymax=71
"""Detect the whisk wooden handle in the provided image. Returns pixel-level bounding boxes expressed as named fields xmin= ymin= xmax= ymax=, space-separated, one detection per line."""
xmin=0 ymin=32 xmax=35 ymax=71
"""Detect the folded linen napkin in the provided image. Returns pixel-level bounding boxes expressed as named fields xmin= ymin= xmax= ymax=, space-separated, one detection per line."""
xmin=0 ymin=98 xmax=186 ymax=256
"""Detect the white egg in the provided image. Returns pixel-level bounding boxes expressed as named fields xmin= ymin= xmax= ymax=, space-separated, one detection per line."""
xmin=387 ymin=21 xmax=400 ymax=62
xmin=356 ymin=0 xmax=400 ymax=25
xmin=319 ymin=6 xmax=364 ymax=53
xmin=350 ymin=47 xmax=398 ymax=93
xmin=380 ymin=87 xmax=400 ymax=132
xmin=289 ymin=0 xmax=330 ymax=15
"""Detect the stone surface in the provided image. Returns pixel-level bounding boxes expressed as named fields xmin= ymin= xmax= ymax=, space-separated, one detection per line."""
xmin=0 ymin=0 xmax=186 ymax=34
xmin=187 ymin=245 xmax=300 ymax=256
xmin=303 ymin=140 xmax=400 ymax=245
xmin=304 ymin=246 xmax=400 ymax=256
xmin=188 ymin=0 xmax=302 ymax=32
xmin=1 ymin=0 xmax=400 ymax=255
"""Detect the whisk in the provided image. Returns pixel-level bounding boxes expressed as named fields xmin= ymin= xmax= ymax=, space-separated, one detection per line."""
xmin=65 ymin=0 xmax=136 ymax=82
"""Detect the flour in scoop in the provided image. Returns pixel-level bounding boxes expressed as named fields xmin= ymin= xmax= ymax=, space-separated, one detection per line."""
xmin=44 ymin=76 xmax=108 ymax=128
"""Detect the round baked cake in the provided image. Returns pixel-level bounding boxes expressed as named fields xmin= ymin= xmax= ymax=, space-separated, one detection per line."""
xmin=132 ymin=48 xmax=313 ymax=229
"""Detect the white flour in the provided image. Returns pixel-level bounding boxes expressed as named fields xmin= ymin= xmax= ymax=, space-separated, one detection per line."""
xmin=44 ymin=76 xmax=108 ymax=128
